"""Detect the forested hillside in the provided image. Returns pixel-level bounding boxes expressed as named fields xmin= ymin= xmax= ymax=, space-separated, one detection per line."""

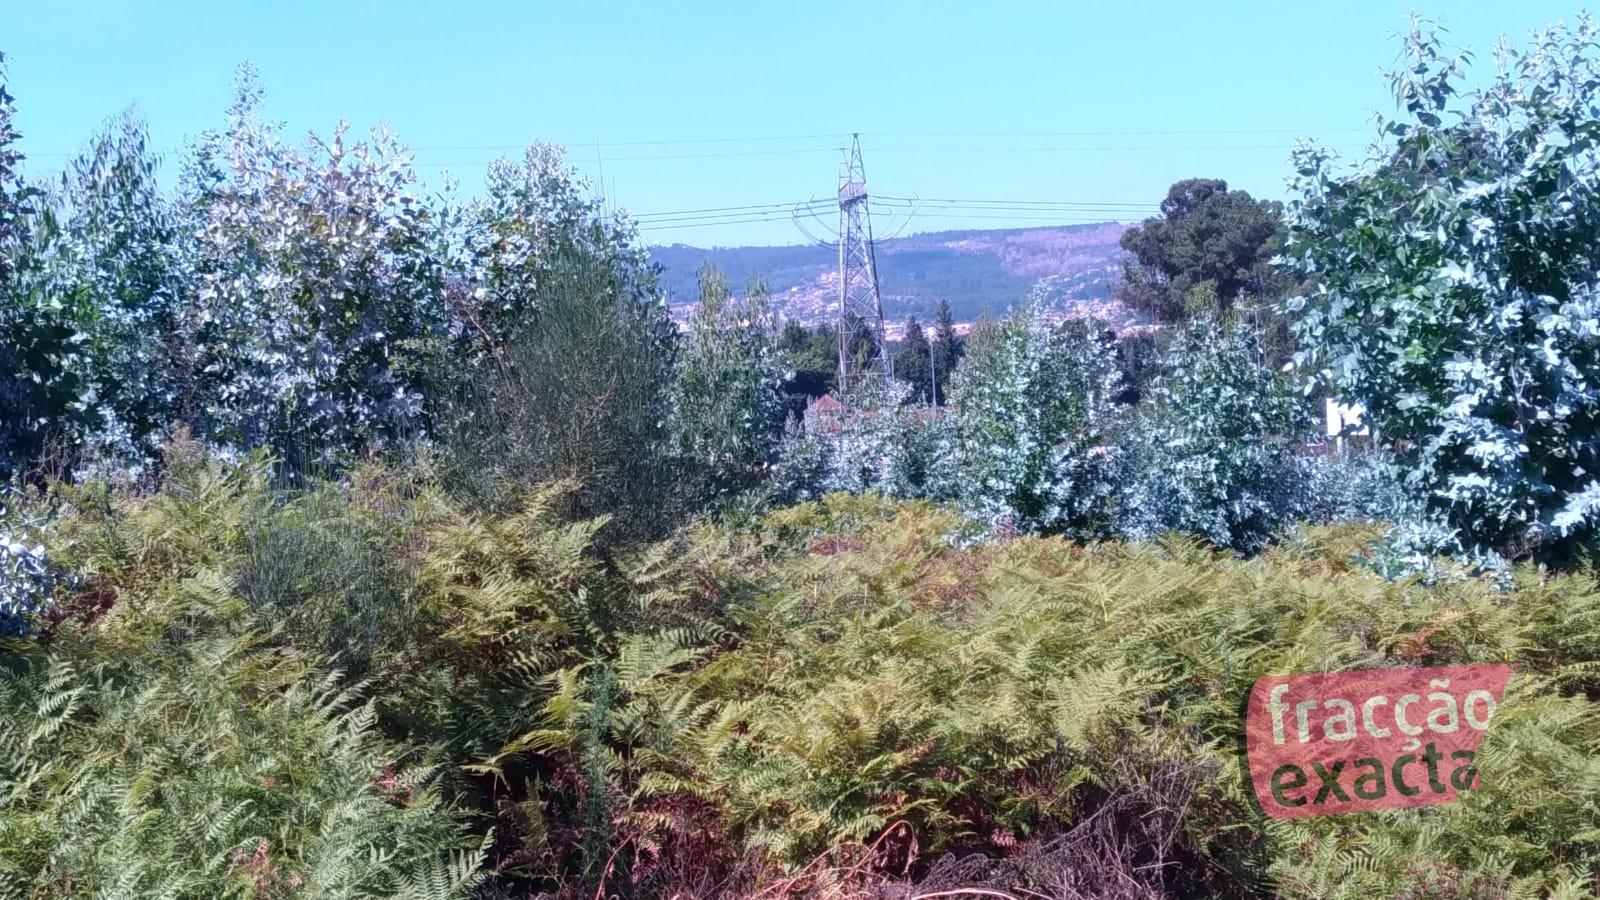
xmin=4 ymin=15 xmax=1600 ymax=900
xmin=650 ymin=222 xmax=1130 ymax=328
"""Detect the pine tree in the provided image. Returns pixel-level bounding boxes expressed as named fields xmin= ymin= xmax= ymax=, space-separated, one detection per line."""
xmin=894 ymin=315 xmax=934 ymax=405
xmin=777 ymin=318 xmax=836 ymax=415
xmin=932 ymin=298 xmax=962 ymax=406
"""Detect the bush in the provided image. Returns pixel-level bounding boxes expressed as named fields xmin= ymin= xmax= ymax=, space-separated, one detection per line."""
xmin=773 ymin=379 xmax=948 ymax=504
xmin=0 ymin=447 xmax=482 ymax=897
xmin=439 ymin=234 xmax=682 ymax=541
xmin=944 ymin=295 xmax=1124 ymax=537
xmin=0 ymin=486 xmax=53 ymax=637
xmin=624 ymin=496 xmax=1600 ymax=897
xmin=1302 ymin=449 xmax=1415 ymax=526
xmin=1121 ymin=318 xmax=1309 ymax=553
xmin=671 ymin=266 xmax=789 ymax=503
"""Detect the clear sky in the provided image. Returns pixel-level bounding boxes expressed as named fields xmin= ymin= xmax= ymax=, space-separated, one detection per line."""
xmin=3 ymin=1 xmax=1586 ymax=246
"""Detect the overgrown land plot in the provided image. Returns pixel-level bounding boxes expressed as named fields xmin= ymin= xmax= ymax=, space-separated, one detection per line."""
xmin=5 ymin=14 xmax=1600 ymax=900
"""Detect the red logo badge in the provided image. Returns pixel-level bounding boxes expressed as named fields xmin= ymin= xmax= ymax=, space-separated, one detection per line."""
xmin=1245 ymin=664 xmax=1512 ymax=818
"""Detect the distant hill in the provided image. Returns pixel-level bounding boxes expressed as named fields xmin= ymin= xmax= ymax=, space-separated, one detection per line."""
xmin=649 ymin=222 xmax=1141 ymax=332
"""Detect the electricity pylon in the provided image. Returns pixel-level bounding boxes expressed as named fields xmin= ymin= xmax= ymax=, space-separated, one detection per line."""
xmin=836 ymin=133 xmax=891 ymax=400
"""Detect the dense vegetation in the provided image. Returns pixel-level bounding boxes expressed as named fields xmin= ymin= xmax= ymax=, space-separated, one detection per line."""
xmin=4 ymin=464 xmax=1599 ymax=898
xmin=4 ymin=16 xmax=1600 ymax=899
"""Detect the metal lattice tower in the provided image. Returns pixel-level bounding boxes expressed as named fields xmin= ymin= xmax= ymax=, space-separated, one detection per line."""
xmin=836 ymin=133 xmax=891 ymax=399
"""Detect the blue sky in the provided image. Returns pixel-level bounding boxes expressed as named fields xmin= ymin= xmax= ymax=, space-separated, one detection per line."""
xmin=3 ymin=1 xmax=1584 ymax=246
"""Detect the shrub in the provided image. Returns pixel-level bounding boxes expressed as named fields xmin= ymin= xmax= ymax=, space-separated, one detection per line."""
xmin=11 ymin=445 xmax=1600 ymax=898
xmin=0 ymin=446 xmax=482 ymax=897
xmin=1121 ymin=318 xmax=1309 ymax=553
xmin=438 ymin=224 xmax=682 ymax=541
xmin=622 ymin=496 xmax=1600 ymax=896
xmin=774 ymin=379 xmax=948 ymax=505
xmin=944 ymin=293 xmax=1124 ymax=536
xmin=1302 ymin=449 xmax=1416 ymax=526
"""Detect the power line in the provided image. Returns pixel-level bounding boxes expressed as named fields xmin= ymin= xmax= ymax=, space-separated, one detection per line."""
xmin=414 ymin=146 xmax=841 ymax=168
xmin=632 ymin=194 xmax=1164 ymax=231
xmin=638 ymin=212 xmax=807 ymax=232
xmin=635 ymin=195 xmax=1158 ymax=221
xmin=874 ymin=212 xmax=1142 ymax=223
xmin=411 ymin=141 xmax=1372 ymax=170
xmin=409 ymin=132 xmax=843 ymax=152
xmin=326 ymin=127 xmax=1377 ymax=158
xmin=20 ymin=126 xmax=1381 ymax=163
xmin=867 ymin=142 xmax=1371 ymax=154
xmin=870 ymin=127 xmax=1374 ymax=138
xmin=634 ymin=208 xmax=834 ymax=227
xmin=633 ymin=199 xmax=833 ymax=222
xmin=875 ymin=195 xmax=1155 ymax=209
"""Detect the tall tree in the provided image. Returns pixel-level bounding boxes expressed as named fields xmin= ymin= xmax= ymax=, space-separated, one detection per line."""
xmin=672 ymin=264 xmax=789 ymax=500
xmin=184 ymin=65 xmax=450 ymax=472
xmin=894 ymin=315 xmax=934 ymax=405
xmin=0 ymin=51 xmax=79 ymax=480
xmin=32 ymin=112 xmax=183 ymax=469
xmin=1118 ymin=178 xmax=1292 ymax=325
xmin=445 ymin=146 xmax=679 ymax=538
xmin=1121 ymin=317 xmax=1308 ymax=553
xmin=931 ymin=298 xmax=961 ymax=406
xmin=0 ymin=52 xmax=23 ymax=287
xmin=775 ymin=318 xmax=830 ymax=413
xmin=1287 ymin=16 xmax=1600 ymax=567
xmin=947 ymin=287 xmax=1123 ymax=536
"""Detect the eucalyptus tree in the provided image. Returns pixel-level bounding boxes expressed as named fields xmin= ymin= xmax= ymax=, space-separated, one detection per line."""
xmin=945 ymin=289 xmax=1123 ymax=536
xmin=183 ymin=65 xmax=450 ymax=472
xmin=672 ymin=265 xmax=790 ymax=501
xmin=1287 ymin=16 xmax=1600 ymax=566
xmin=1121 ymin=318 xmax=1309 ymax=553
xmin=26 ymin=113 xmax=183 ymax=470
xmin=0 ymin=50 xmax=77 ymax=481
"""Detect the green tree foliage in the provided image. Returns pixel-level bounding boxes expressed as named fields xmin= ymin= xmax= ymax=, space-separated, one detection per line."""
xmin=945 ymin=291 xmax=1123 ymax=536
xmin=774 ymin=379 xmax=946 ymax=503
xmin=892 ymin=315 xmax=935 ymax=405
xmin=24 ymin=113 xmax=184 ymax=469
xmin=1112 ymin=328 xmax=1164 ymax=405
xmin=1122 ymin=318 xmax=1311 ymax=553
xmin=442 ymin=218 xmax=679 ymax=538
xmin=454 ymin=143 xmax=636 ymax=365
xmin=672 ymin=265 xmax=789 ymax=500
xmin=184 ymin=67 xmax=449 ymax=471
xmin=1286 ymin=16 xmax=1600 ymax=567
xmin=1119 ymin=177 xmax=1293 ymax=324
xmin=0 ymin=51 xmax=22 ymax=283
xmin=932 ymin=296 xmax=961 ymax=405
xmin=776 ymin=317 xmax=835 ymax=403
xmin=0 ymin=52 xmax=79 ymax=482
